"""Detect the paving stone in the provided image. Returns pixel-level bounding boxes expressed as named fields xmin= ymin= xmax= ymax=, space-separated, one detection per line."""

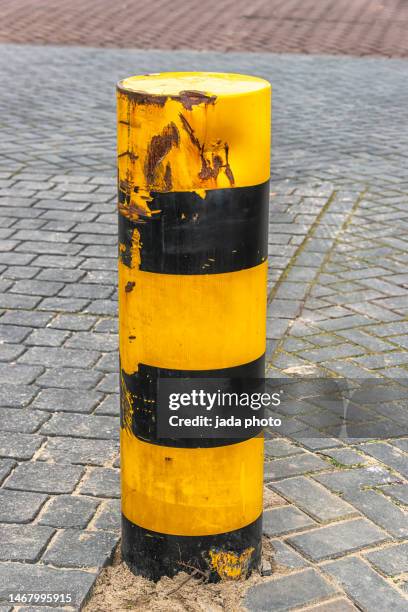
xmin=95 ymin=353 xmax=118 ymax=373
xmin=0 ymin=431 xmax=44 ymax=460
xmin=65 ymin=331 xmax=117 ymax=352
xmin=92 ymin=499 xmax=121 ymax=531
xmin=32 ymin=387 xmax=103 ymax=414
xmin=269 ymin=539 xmax=309 ymax=570
xmin=271 ymin=477 xmax=355 ymax=522
xmin=301 ymin=599 xmax=357 ymax=612
xmin=39 ymin=495 xmax=100 ymax=529
xmin=0 ymin=323 xmax=32 ymax=343
xmin=323 ymin=556 xmax=408 ymax=611
xmin=19 ymin=346 xmax=100 ymax=368
xmin=43 ymin=529 xmax=118 ymax=569
xmin=25 ymin=328 xmax=70 ymax=347
xmin=263 ymin=506 xmax=316 ymax=536
xmin=322 ymin=448 xmax=369 ymax=466
xmin=0 ymin=489 xmax=47 ymax=523
xmin=287 ymin=518 xmax=389 ymax=561
xmin=381 ymin=483 xmax=408 ymax=505
xmin=264 ymin=439 xmax=303 ymax=458
xmin=264 ymin=453 xmax=328 ymax=481
xmin=0 ymin=310 xmax=53 ymax=327
xmin=314 ymin=466 xmax=398 ymax=493
xmin=9 ymin=279 xmax=64 ymax=297
xmin=37 ymin=367 xmax=103 ymax=390
xmin=343 ymin=489 xmax=408 ymax=539
xmin=244 ymin=569 xmax=336 ymax=611
xmin=365 ymin=543 xmax=408 ymax=576
xmin=0 ymin=524 xmax=54 ymax=562
xmin=0 ymin=459 xmax=16 ymax=484
xmin=0 ymin=408 xmax=49 ymax=434
xmin=41 ymin=413 xmax=118 ymax=440
xmin=78 ymin=467 xmax=120 ymax=498
xmin=96 ymin=372 xmax=119 ymax=393
xmin=5 ymin=461 xmax=84 ymax=494
xmin=0 ymin=383 xmax=39 ymax=407
xmin=94 ymin=394 xmax=119 ymax=415
xmin=359 ymin=442 xmax=408 ymax=478
xmin=0 ymin=563 xmax=97 ymax=608
xmin=39 ymin=436 xmax=118 ymax=466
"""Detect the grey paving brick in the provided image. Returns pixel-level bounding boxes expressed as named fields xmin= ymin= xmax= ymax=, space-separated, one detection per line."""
xmin=0 ymin=489 xmax=47 ymax=523
xmin=32 ymin=387 xmax=103 ymax=414
xmin=92 ymin=397 xmax=118 ymax=419
xmin=264 ymin=439 xmax=303 ymax=458
xmin=96 ymin=372 xmax=119 ymax=393
xmin=65 ymin=331 xmax=117 ymax=352
xmin=301 ymin=599 xmax=358 ymax=612
xmin=0 ymin=383 xmax=39 ymax=408
xmin=0 ymin=343 xmax=25 ymax=361
xmin=343 ymin=489 xmax=408 ymax=539
xmin=264 ymin=453 xmax=328 ymax=481
xmin=0 ymin=324 xmax=31 ymax=343
xmin=322 ymin=448 xmax=369 ymax=466
xmin=365 ymin=543 xmax=408 ymax=576
xmin=37 ymin=367 xmax=103 ymax=390
xmin=287 ymin=518 xmax=389 ymax=561
xmin=381 ymin=483 xmax=408 ymax=505
xmin=92 ymin=499 xmax=120 ymax=533
xmin=244 ymin=569 xmax=336 ymax=612
xmin=9 ymin=279 xmax=64 ymax=297
xmin=0 ymin=562 xmax=97 ymax=608
xmin=41 ymin=413 xmax=117 ymax=440
xmin=43 ymin=529 xmax=118 ymax=569
xmin=269 ymin=539 xmax=309 ymax=570
xmin=49 ymin=313 xmax=98 ymax=331
xmin=0 ymin=408 xmax=48 ymax=434
xmin=0 ymin=431 xmax=44 ymax=460
xmin=359 ymin=442 xmax=408 ymax=478
xmin=39 ymin=296 xmax=90 ymax=312
xmin=0 ymin=459 xmax=16 ymax=484
xmin=0 ymin=293 xmax=41 ymax=310
xmin=38 ymin=436 xmax=118 ymax=466
xmin=95 ymin=353 xmax=118 ymax=373
xmin=5 ymin=461 xmax=84 ymax=494
xmin=263 ymin=506 xmax=316 ymax=537
xmin=0 ymin=310 xmax=53 ymax=328
xmin=25 ymin=328 xmax=70 ymax=347
xmin=79 ymin=467 xmax=120 ymax=498
xmin=323 ymin=556 xmax=408 ymax=611
xmin=59 ymin=283 xmax=113 ymax=299
xmin=36 ymin=268 xmax=85 ymax=282
xmin=0 ymin=524 xmax=54 ymax=562
xmin=39 ymin=495 xmax=100 ymax=529
xmin=314 ymin=466 xmax=398 ymax=493
xmin=19 ymin=346 xmax=100 ymax=368
xmin=271 ymin=477 xmax=355 ymax=522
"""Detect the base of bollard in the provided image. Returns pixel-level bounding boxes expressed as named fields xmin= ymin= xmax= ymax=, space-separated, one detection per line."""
xmin=121 ymin=513 xmax=262 ymax=582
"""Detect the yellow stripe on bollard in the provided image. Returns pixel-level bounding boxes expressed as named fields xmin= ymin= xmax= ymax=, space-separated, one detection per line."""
xmin=118 ymin=72 xmax=271 ymax=581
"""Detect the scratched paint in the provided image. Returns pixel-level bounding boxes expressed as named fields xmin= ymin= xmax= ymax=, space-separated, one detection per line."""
xmin=209 ymin=547 xmax=255 ymax=580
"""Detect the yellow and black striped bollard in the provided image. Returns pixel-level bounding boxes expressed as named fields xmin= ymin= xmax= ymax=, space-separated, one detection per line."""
xmin=117 ymin=73 xmax=271 ymax=581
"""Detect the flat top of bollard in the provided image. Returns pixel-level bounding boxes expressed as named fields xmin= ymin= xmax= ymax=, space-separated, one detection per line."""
xmin=118 ymin=72 xmax=270 ymax=98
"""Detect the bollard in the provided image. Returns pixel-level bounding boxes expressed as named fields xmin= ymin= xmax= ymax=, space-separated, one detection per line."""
xmin=117 ymin=72 xmax=271 ymax=581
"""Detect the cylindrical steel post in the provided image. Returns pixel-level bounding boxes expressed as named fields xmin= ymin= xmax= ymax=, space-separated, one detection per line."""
xmin=117 ymin=72 xmax=271 ymax=581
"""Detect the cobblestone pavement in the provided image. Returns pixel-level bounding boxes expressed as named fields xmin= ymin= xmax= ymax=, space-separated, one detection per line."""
xmin=0 ymin=45 xmax=407 ymax=610
xmin=1 ymin=0 xmax=408 ymax=57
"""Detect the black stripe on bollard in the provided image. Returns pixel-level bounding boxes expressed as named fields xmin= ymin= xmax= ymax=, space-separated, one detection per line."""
xmin=118 ymin=182 xmax=269 ymax=274
xmin=122 ymin=512 xmax=262 ymax=582
xmin=120 ymin=354 xmax=265 ymax=447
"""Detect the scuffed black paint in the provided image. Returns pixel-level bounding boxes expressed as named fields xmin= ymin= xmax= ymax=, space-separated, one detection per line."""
xmin=122 ymin=513 xmax=262 ymax=582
